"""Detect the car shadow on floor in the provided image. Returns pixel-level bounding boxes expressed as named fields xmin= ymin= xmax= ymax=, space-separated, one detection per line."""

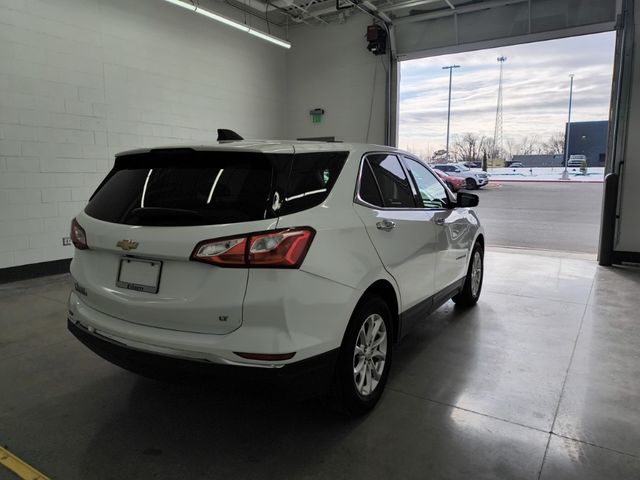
xmin=391 ymin=301 xmax=480 ymax=371
xmin=71 ymin=303 xmax=480 ymax=479
xmin=73 ymin=371 xmax=364 ymax=479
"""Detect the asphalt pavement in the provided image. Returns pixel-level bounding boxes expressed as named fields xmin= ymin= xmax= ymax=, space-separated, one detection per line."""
xmin=472 ymin=181 xmax=604 ymax=254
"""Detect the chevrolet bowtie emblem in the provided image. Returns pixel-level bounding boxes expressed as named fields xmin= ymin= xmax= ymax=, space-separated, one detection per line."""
xmin=116 ymin=239 xmax=139 ymax=251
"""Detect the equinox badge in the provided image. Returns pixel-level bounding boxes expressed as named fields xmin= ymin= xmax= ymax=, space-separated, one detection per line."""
xmin=117 ymin=239 xmax=139 ymax=251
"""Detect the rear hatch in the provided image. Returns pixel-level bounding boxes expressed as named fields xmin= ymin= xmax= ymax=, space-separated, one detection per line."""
xmin=72 ymin=148 xmax=291 ymax=335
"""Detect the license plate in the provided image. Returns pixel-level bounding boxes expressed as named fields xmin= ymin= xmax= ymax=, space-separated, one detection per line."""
xmin=116 ymin=257 xmax=162 ymax=294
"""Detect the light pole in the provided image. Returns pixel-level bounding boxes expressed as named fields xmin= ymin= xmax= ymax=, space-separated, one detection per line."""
xmin=443 ymin=64 xmax=460 ymax=161
xmin=562 ymin=74 xmax=575 ymax=180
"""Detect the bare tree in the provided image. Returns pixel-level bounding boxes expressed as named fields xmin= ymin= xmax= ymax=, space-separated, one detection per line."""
xmin=505 ymin=137 xmax=517 ymax=160
xmin=452 ymin=132 xmax=488 ymax=163
xmin=541 ymin=132 xmax=565 ymax=155
xmin=517 ymin=135 xmax=542 ymax=155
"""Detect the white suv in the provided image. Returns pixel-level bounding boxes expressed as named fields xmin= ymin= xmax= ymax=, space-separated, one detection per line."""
xmin=432 ymin=163 xmax=489 ymax=189
xmin=68 ymin=141 xmax=485 ymax=414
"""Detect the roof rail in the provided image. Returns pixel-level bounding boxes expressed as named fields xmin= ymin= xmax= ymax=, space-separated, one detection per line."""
xmin=217 ymin=129 xmax=244 ymax=141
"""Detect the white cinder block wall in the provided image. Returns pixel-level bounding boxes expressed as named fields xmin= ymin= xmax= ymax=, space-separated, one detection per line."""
xmin=285 ymin=14 xmax=388 ymax=144
xmin=0 ymin=0 xmax=287 ymax=269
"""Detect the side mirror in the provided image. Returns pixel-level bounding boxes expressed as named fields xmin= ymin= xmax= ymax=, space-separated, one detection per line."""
xmin=457 ymin=191 xmax=479 ymax=208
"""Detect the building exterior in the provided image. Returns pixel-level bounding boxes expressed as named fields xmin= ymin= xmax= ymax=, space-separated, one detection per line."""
xmin=565 ymin=120 xmax=608 ymax=167
xmin=510 ymin=121 xmax=608 ymax=168
xmin=510 ymin=154 xmax=564 ymax=167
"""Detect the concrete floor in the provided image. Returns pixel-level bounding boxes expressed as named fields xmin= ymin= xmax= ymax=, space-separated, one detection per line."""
xmin=1 ymin=248 xmax=640 ymax=479
xmin=475 ymin=182 xmax=603 ymax=253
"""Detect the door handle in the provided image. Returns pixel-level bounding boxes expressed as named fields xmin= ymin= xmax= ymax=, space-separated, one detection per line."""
xmin=376 ymin=220 xmax=396 ymax=231
xmin=434 ymin=218 xmax=445 ymax=226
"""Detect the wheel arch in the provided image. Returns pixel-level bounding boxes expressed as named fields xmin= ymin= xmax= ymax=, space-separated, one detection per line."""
xmin=356 ymin=279 xmax=400 ymax=344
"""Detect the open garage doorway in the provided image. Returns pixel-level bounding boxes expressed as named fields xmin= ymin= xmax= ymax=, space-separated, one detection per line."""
xmin=398 ymin=32 xmax=616 ymax=254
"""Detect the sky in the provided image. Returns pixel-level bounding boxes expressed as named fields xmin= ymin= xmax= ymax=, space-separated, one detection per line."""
xmin=398 ymin=32 xmax=616 ymax=157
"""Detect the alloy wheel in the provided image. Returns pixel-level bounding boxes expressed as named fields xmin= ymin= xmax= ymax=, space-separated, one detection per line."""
xmin=471 ymin=250 xmax=482 ymax=297
xmin=353 ymin=314 xmax=388 ymax=396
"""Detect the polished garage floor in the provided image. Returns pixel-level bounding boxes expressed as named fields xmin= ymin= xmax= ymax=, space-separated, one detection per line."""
xmin=1 ymin=248 xmax=639 ymax=479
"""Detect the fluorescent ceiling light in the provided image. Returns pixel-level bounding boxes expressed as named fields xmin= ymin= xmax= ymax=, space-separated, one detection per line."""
xmin=196 ymin=7 xmax=250 ymax=33
xmin=161 ymin=0 xmax=290 ymax=48
xmin=163 ymin=0 xmax=196 ymax=11
xmin=248 ymin=28 xmax=292 ymax=49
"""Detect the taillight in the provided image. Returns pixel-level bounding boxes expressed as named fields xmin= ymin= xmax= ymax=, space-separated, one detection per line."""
xmin=70 ymin=218 xmax=89 ymax=250
xmin=191 ymin=227 xmax=315 ymax=268
xmin=192 ymin=237 xmax=247 ymax=266
xmin=248 ymin=229 xmax=314 ymax=267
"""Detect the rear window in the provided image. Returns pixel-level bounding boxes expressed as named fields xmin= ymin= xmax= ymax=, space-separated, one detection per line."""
xmin=278 ymin=151 xmax=347 ymax=216
xmin=85 ymin=149 xmax=347 ymax=226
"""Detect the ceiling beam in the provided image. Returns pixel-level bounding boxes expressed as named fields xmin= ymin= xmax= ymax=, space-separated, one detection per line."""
xmin=393 ymin=0 xmax=528 ymax=25
xmin=380 ymin=0 xmax=445 ymax=13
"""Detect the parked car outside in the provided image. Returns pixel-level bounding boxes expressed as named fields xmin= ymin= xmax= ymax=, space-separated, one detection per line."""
xmin=68 ymin=141 xmax=485 ymax=415
xmin=435 ymin=168 xmax=466 ymax=191
xmin=509 ymin=162 xmax=525 ymax=168
xmin=432 ymin=163 xmax=489 ymax=189
xmin=568 ymin=155 xmax=587 ymax=167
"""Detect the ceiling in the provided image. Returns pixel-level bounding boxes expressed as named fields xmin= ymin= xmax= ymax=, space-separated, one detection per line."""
xmin=209 ymin=0 xmax=619 ymax=60
xmin=220 ymin=0 xmax=477 ymax=28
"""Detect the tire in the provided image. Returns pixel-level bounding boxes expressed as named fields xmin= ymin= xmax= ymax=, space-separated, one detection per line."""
xmin=332 ymin=296 xmax=393 ymax=416
xmin=452 ymin=242 xmax=484 ymax=307
xmin=466 ymin=177 xmax=478 ymax=190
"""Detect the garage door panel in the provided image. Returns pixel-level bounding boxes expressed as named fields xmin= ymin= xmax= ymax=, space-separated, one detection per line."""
xmin=458 ymin=3 xmax=529 ymax=44
xmin=531 ymin=0 xmax=618 ymax=32
xmin=396 ymin=16 xmax=456 ymax=54
xmin=395 ymin=0 xmax=619 ymax=58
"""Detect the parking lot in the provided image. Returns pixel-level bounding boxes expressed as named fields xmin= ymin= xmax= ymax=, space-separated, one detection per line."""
xmin=473 ymin=181 xmax=604 ymax=254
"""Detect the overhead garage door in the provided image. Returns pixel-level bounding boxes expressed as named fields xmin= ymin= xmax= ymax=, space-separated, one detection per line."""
xmin=391 ymin=0 xmax=621 ymax=59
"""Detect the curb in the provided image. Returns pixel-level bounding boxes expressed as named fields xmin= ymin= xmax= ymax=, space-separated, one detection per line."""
xmin=491 ymin=179 xmax=603 ymax=184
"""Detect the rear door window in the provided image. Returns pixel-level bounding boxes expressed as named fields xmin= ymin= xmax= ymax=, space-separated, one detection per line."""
xmin=363 ymin=154 xmax=415 ymax=208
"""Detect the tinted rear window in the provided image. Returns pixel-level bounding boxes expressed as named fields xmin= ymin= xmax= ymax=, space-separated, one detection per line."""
xmin=85 ymin=149 xmax=347 ymax=226
xmin=279 ymin=151 xmax=347 ymax=216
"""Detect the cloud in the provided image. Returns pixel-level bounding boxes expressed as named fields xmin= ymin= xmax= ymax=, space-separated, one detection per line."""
xmin=398 ymin=31 xmax=616 ymax=153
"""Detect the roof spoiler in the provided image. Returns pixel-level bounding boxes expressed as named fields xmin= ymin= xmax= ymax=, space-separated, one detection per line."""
xmin=217 ymin=129 xmax=244 ymax=141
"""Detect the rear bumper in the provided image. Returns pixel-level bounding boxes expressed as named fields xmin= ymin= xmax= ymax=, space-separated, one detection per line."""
xmin=68 ymin=318 xmax=339 ymax=391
